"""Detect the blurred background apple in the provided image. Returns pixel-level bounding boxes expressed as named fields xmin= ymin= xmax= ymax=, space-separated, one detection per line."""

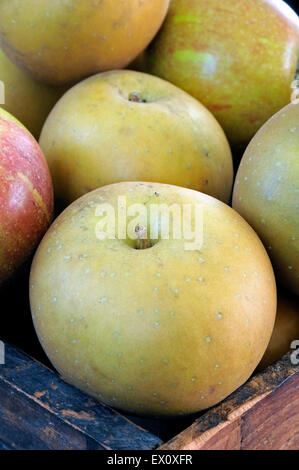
xmin=0 ymin=0 xmax=170 ymax=85
xmin=0 ymin=49 xmax=66 ymax=139
xmin=257 ymin=290 xmax=299 ymax=371
xmin=142 ymin=0 xmax=299 ymax=149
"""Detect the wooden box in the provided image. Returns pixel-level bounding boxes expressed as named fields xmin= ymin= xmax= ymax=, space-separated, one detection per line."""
xmin=0 ymin=277 xmax=298 ymax=450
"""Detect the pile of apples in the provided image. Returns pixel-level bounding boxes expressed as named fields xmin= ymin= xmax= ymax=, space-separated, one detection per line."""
xmin=0 ymin=0 xmax=298 ymax=417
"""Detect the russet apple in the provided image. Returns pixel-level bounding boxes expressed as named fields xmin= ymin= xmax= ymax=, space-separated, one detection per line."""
xmin=39 ymin=70 xmax=233 ymax=207
xmin=0 ymin=49 xmax=66 ymax=139
xmin=0 ymin=0 xmax=169 ymax=85
xmin=29 ymin=182 xmax=276 ymax=416
xmin=257 ymin=291 xmax=299 ymax=371
xmin=142 ymin=0 xmax=299 ymax=147
xmin=0 ymin=108 xmax=53 ymax=283
xmin=232 ymin=102 xmax=299 ymax=295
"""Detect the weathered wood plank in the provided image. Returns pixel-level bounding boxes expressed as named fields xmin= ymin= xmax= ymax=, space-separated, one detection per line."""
xmin=240 ymin=373 xmax=299 ymax=449
xmin=0 ymin=439 xmax=13 ymax=450
xmin=0 ymin=339 xmax=162 ymax=450
xmin=0 ymin=379 xmax=102 ymax=450
xmin=1 ymin=337 xmax=298 ymax=450
xmin=160 ymin=354 xmax=299 ymax=450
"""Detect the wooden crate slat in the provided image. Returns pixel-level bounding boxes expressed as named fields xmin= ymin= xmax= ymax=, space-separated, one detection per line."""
xmin=0 ymin=439 xmax=13 ymax=450
xmin=160 ymin=354 xmax=299 ymax=450
xmin=240 ymin=373 xmax=299 ymax=449
xmin=0 ymin=339 xmax=162 ymax=450
xmin=0 ymin=379 xmax=102 ymax=450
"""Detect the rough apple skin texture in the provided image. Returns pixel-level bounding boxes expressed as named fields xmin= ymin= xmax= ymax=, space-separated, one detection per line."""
xmin=0 ymin=49 xmax=66 ymax=139
xmin=0 ymin=108 xmax=53 ymax=283
xmin=233 ymin=102 xmax=299 ymax=295
xmin=39 ymin=70 xmax=233 ymax=206
xmin=143 ymin=0 xmax=299 ymax=147
xmin=29 ymin=182 xmax=276 ymax=416
xmin=0 ymin=0 xmax=169 ymax=85
xmin=257 ymin=291 xmax=299 ymax=371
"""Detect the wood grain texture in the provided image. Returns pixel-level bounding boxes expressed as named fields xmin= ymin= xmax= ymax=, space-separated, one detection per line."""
xmin=160 ymin=354 xmax=299 ymax=450
xmin=0 ymin=439 xmax=13 ymax=450
xmin=0 ymin=339 xmax=162 ymax=450
xmin=1 ymin=338 xmax=298 ymax=450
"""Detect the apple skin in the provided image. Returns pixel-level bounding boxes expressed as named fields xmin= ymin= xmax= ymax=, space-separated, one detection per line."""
xmin=142 ymin=0 xmax=299 ymax=147
xmin=0 ymin=108 xmax=53 ymax=284
xmin=232 ymin=102 xmax=299 ymax=295
xmin=0 ymin=0 xmax=169 ymax=85
xmin=29 ymin=182 xmax=276 ymax=416
xmin=0 ymin=49 xmax=66 ymax=139
xmin=257 ymin=291 xmax=299 ymax=371
xmin=39 ymin=70 xmax=233 ymax=207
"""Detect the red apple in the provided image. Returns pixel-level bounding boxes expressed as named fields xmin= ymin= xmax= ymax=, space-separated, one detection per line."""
xmin=0 ymin=108 xmax=53 ymax=283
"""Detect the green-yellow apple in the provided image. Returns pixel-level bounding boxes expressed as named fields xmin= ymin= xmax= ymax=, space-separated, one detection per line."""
xmin=232 ymin=102 xmax=299 ymax=295
xmin=39 ymin=70 xmax=233 ymax=207
xmin=0 ymin=49 xmax=66 ymax=139
xmin=29 ymin=181 xmax=276 ymax=416
xmin=142 ymin=0 xmax=299 ymax=147
xmin=257 ymin=291 xmax=299 ymax=371
xmin=0 ymin=0 xmax=169 ymax=85
xmin=0 ymin=108 xmax=53 ymax=284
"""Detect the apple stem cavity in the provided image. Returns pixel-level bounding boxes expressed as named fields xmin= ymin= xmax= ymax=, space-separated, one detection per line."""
xmin=135 ymin=225 xmax=152 ymax=250
xmin=128 ymin=92 xmax=147 ymax=103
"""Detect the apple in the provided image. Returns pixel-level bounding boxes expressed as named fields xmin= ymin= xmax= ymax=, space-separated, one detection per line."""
xmin=0 ymin=108 xmax=53 ymax=284
xmin=232 ymin=102 xmax=299 ymax=295
xmin=257 ymin=291 xmax=299 ymax=371
xmin=0 ymin=0 xmax=169 ymax=85
xmin=39 ymin=70 xmax=233 ymax=207
xmin=142 ymin=0 xmax=299 ymax=147
xmin=29 ymin=181 xmax=276 ymax=416
xmin=0 ymin=49 xmax=66 ymax=139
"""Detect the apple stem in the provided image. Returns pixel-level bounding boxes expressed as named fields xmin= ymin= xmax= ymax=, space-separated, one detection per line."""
xmin=135 ymin=225 xmax=151 ymax=250
xmin=129 ymin=92 xmax=147 ymax=103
